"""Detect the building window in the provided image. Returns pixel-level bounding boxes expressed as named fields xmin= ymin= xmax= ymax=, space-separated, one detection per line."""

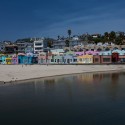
xmin=79 ymin=58 xmax=82 ymax=62
xmin=103 ymin=58 xmax=110 ymax=62
xmin=73 ymin=59 xmax=77 ymax=62
xmin=35 ymin=47 xmax=42 ymax=50
xmin=86 ymin=58 xmax=89 ymax=63
xmin=35 ymin=43 xmax=42 ymax=46
xmin=95 ymin=58 xmax=99 ymax=62
xmin=57 ymin=59 xmax=60 ymax=63
xmin=51 ymin=59 xmax=54 ymax=62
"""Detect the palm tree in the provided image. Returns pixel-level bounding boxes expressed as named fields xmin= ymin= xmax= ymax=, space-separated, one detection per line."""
xmin=65 ymin=40 xmax=70 ymax=47
xmin=68 ymin=29 xmax=72 ymax=39
xmin=57 ymin=35 xmax=60 ymax=40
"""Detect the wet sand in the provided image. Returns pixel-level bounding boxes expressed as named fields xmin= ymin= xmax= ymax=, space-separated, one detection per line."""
xmin=0 ymin=64 xmax=125 ymax=83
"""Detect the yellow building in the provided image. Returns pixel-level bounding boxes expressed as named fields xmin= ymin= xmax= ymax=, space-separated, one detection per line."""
xmin=77 ymin=55 xmax=93 ymax=64
xmin=6 ymin=58 xmax=12 ymax=64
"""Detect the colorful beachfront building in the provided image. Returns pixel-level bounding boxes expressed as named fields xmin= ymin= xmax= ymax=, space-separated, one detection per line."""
xmin=50 ymin=49 xmax=64 ymax=64
xmin=112 ymin=50 xmax=125 ymax=62
xmin=99 ymin=51 xmax=112 ymax=56
xmin=0 ymin=55 xmax=2 ymax=64
xmin=83 ymin=50 xmax=100 ymax=64
xmin=99 ymin=51 xmax=112 ymax=64
xmin=38 ymin=52 xmax=47 ymax=64
xmin=63 ymin=51 xmax=77 ymax=64
xmin=1 ymin=48 xmax=125 ymax=65
xmin=26 ymin=52 xmax=34 ymax=64
xmin=77 ymin=55 xmax=93 ymax=64
xmin=6 ymin=57 xmax=12 ymax=64
xmin=53 ymin=54 xmax=64 ymax=64
xmin=38 ymin=52 xmax=53 ymax=64
xmin=0 ymin=54 xmax=18 ymax=64
xmin=93 ymin=55 xmax=101 ymax=64
xmin=18 ymin=52 xmax=33 ymax=64
xmin=38 ymin=50 xmax=78 ymax=64
xmin=18 ymin=53 xmax=26 ymax=64
xmin=12 ymin=54 xmax=18 ymax=64
xmin=63 ymin=54 xmax=74 ymax=64
xmin=0 ymin=54 xmax=7 ymax=64
xmin=3 ymin=55 xmax=7 ymax=64
xmin=0 ymin=54 xmax=24 ymax=64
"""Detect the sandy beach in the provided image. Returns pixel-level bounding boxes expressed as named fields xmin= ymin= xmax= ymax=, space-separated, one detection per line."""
xmin=0 ymin=64 xmax=125 ymax=83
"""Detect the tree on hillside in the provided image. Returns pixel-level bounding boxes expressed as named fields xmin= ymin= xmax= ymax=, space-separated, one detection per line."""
xmin=109 ymin=31 xmax=116 ymax=42
xmin=87 ymin=35 xmax=93 ymax=43
xmin=119 ymin=32 xmax=125 ymax=41
xmin=104 ymin=32 xmax=109 ymax=37
xmin=115 ymin=37 xmax=123 ymax=45
xmin=93 ymin=38 xmax=102 ymax=44
xmin=104 ymin=32 xmax=109 ymax=42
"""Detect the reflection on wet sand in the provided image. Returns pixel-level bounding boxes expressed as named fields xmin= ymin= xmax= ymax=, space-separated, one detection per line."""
xmin=111 ymin=73 xmax=119 ymax=84
xmin=28 ymin=71 xmax=123 ymax=101
xmin=0 ymin=71 xmax=124 ymax=101
xmin=76 ymin=73 xmax=104 ymax=84
xmin=44 ymin=79 xmax=55 ymax=88
xmin=108 ymin=72 xmax=120 ymax=101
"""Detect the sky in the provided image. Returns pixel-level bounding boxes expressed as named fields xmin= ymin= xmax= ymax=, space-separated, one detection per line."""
xmin=0 ymin=0 xmax=125 ymax=41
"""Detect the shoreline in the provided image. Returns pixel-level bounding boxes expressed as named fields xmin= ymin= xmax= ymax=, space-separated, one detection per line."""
xmin=0 ymin=65 xmax=125 ymax=83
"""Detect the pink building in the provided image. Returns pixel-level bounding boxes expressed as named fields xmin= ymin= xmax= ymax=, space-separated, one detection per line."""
xmin=12 ymin=54 xmax=18 ymax=64
xmin=85 ymin=50 xmax=99 ymax=55
xmin=75 ymin=52 xmax=84 ymax=56
xmin=38 ymin=52 xmax=52 ymax=64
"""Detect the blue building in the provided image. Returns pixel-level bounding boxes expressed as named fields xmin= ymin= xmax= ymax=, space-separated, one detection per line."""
xmin=0 ymin=54 xmax=6 ymax=64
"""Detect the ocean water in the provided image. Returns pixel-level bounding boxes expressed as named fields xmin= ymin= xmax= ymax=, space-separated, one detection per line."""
xmin=0 ymin=72 xmax=125 ymax=125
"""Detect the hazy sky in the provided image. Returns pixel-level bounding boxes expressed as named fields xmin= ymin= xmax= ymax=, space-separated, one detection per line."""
xmin=0 ymin=0 xmax=125 ymax=41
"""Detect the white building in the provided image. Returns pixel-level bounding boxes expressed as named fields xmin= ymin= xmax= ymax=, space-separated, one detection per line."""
xmin=34 ymin=39 xmax=44 ymax=54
